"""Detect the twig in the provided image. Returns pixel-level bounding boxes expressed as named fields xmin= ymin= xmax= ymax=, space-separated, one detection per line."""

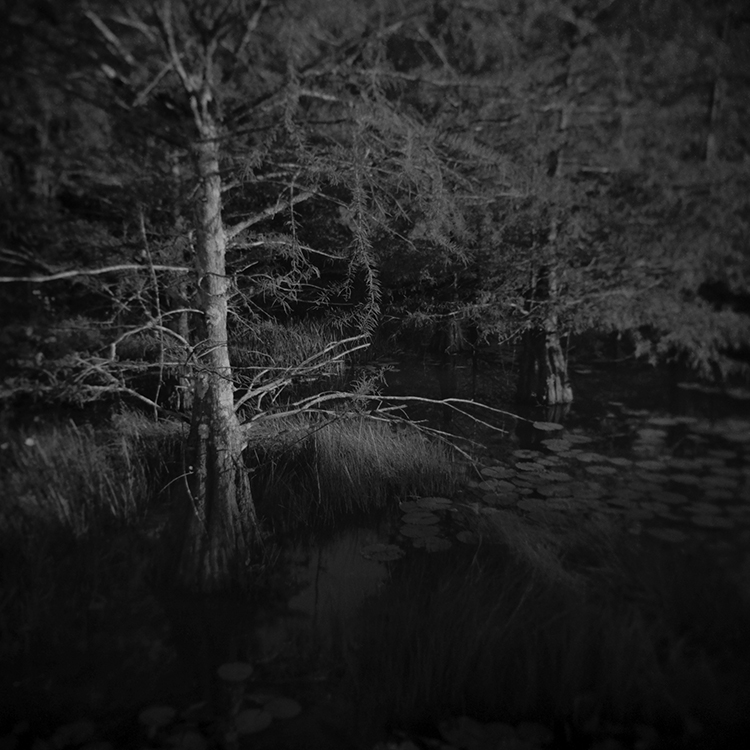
xmin=0 ymin=264 xmax=191 ymax=283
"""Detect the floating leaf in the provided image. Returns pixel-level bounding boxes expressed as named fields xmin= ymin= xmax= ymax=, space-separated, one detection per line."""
xmin=647 ymin=416 xmax=680 ymax=426
xmin=636 ymin=459 xmax=667 ymax=471
xmin=585 ymin=465 xmax=617 ymax=476
xmin=401 ymin=511 xmax=440 ymax=525
xmin=217 ymin=662 xmax=253 ymax=682
xmin=400 ymin=524 xmax=439 ymax=538
xmin=235 ymin=709 xmax=272 ymax=734
xmin=515 ymin=461 xmax=545 ymax=472
xmin=566 ymin=434 xmax=594 ymax=444
xmin=417 ymin=496 xmax=453 ymax=510
xmin=360 ymin=543 xmax=405 ymax=561
xmin=512 ymin=449 xmax=542 ymax=459
xmin=398 ymin=500 xmax=420 ymax=512
xmin=575 ymin=452 xmax=607 ymax=463
xmin=608 ymin=457 xmax=633 ymax=467
xmin=669 ymin=458 xmax=699 ymax=471
xmin=263 ymin=697 xmax=302 ymax=719
xmin=480 ymin=466 xmax=515 ymax=479
xmin=541 ymin=471 xmax=573 ymax=481
xmin=532 ymin=421 xmax=563 ymax=431
xmin=541 ymin=438 xmax=571 ymax=452
xmin=537 ymin=485 xmax=572 ymax=498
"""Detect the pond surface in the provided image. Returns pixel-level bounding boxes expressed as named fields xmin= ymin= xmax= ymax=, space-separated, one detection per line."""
xmin=4 ymin=353 xmax=750 ymax=750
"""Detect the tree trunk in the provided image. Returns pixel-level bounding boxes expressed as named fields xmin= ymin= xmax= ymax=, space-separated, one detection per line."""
xmin=178 ymin=121 xmax=260 ymax=591
xmin=516 ymin=265 xmax=573 ymax=405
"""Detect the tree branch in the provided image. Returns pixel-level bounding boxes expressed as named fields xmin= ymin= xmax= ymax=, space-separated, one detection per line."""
xmin=0 ymin=265 xmax=191 ymax=283
xmin=225 ymin=190 xmax=316 ymax=240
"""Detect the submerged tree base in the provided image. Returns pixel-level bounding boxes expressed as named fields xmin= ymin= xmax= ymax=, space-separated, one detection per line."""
xmin=517 ymin=327 xmax=573 ymax=405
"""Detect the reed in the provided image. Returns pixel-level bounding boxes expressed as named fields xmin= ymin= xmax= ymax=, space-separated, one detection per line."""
xmin=247 ymin=413 xmax=465 ymax=529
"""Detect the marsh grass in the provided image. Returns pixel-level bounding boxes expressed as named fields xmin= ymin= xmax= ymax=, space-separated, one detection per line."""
xmin=350 ymin=516 xmax=750 ymax=746
xmin=0 ymin=413 xmax=186 ymax=538
xmin=0 ymin=413 xmax=186 ymax=664
xmin=231 ymin=318 xmax=347 ymax=374
xmin=247 ymin=413 xmax=465 ymax=529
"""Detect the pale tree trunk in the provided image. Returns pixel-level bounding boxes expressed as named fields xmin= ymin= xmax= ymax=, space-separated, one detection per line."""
xmin=516 ymin=264 xmax=573 ymax=406
xmin=178 ymin=120 xmax=261 ymax=591
xmin=517 ymin=98 xmax=574 ymax=407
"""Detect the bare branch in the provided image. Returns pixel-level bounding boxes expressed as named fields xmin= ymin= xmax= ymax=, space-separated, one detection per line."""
xmin=0 ymin=264 xmax=191 ymax=284
xmin=84 ymin=9 xmax=137 ymax=67
xmin=225 ymin=190 xmax=316 ymax=240
xmin=233 ymin=0 xmax=269 ymax=60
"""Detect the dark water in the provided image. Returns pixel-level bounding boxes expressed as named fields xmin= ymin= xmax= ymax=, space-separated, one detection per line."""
xmin=4 ymin=354 xmax=750 ymax=748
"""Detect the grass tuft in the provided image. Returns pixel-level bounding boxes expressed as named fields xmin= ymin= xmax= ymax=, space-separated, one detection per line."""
xmin=247 ymin=413 xmax=465 ymax=529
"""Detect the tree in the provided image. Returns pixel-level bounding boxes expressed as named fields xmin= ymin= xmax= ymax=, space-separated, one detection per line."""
xmin=1 ymin=0 xmax=491 ymax=589
xmin=379 ymin=0 xmax=750 ymax=402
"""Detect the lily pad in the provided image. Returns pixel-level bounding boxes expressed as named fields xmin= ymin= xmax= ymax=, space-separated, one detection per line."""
xmin=669 ymin=458 xmax=699 ymax=471
xmin=586 ymin=465 xmax=617 ymax=475
xmin=532 ymin=421 xmax=564 ymax=431
xmin=537 ymin=484 xmax=573 ymax=498
xmin=648 ymin=417 xmax=681 ymax=427
xmin=541 ymin=438 xmax=571 ymax=452
xmin=513 ymin=449 xmax=543 ymax=459
xmin=235 ymin=709 xmax=272 ymax=734
xmin=515 ymin=461 xmax=546 ymax=472
xmin=398 ymin=500 xmax=420 ymax=512
xmin=608 ymin=457 xmax=633 ymax=467
xmin=566 ymin=434 xmax=594 ymax=444
xmin=575 ymin=452 xmax=607 ymax=463
xmin=480 ymin=466 xmax=514 ymax=479
xmin=636 ymin=459 xmax=667 ymax=471
xmin=360 ymin=543 xmax=405 ymax=561
xmin=401 ymin=511 xmax=440 ymax=525
xmin=417 ymin=496 xmax=453 ymax=510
